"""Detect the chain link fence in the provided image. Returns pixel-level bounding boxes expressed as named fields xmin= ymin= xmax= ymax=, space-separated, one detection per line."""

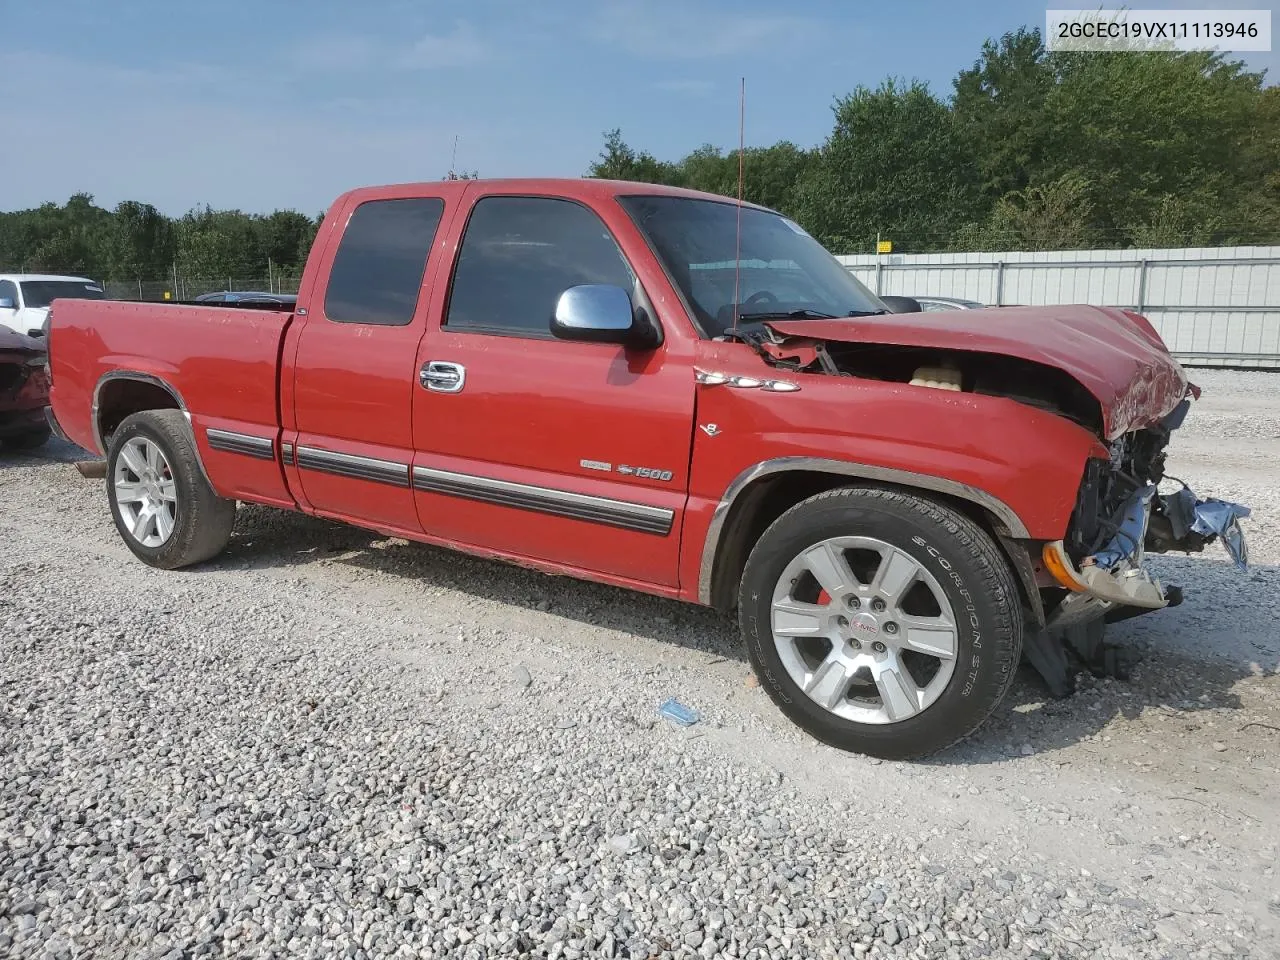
xmin=101 ymin=277 xmax=303 ymax=301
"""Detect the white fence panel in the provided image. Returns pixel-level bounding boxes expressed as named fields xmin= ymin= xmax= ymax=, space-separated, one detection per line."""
xmin=837 ymin=247 xmax=1280 ymax=368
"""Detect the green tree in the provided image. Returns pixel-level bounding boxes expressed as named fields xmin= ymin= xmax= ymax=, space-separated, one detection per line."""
xmin=176 ymin=207 xmax=260 ymax=282
xmin=794 ymin=80 xmax=984 ymax=252
xmin=105 ymin=201 xmax=175 ymax=279
xmin=736 ymin=142 xmax=812 ymax=215
xmin=952 ymin=27 xmax=1053 ymax=201
xmin=1041 ymin=48 xmax=1264 ymax=242
xmin=255 ymin=210 xmax=316 ymax=271
xmin=586 ymin=129 xmax=680 ymax=183
xmin=13 ymin=194 xmax=113 ymax=276
xmin=955 ymin=172 xmax=1096 ymax=250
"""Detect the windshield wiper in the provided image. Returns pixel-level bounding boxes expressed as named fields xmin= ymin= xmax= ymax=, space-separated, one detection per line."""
xmin=738 ymin=308 xmax=889 ymax=321
xmin=737 ymin=308 xmax=840 ymax=320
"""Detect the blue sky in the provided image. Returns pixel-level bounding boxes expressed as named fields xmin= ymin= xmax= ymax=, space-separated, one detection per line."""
xmin=3 ymin=0 xmax=1275 ymax=215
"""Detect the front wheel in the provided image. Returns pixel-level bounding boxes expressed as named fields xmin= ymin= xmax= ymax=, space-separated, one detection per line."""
xmin=739 ymin=486 xmax=1023 ymax=760
xmin=106 ymin=410 xmax=237 ymax=569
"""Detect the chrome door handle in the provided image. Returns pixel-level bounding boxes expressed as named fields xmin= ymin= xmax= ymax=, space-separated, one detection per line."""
xmin=420 ymin=360 xmax=466 ymax=393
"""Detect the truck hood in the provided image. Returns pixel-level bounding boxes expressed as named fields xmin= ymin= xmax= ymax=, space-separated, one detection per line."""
xmin=765 ymin=304 xmax=1193 ymax=440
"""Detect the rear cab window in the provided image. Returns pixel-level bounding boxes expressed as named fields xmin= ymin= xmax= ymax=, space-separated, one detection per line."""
xmin=324 ymin=198 xmax=446 ymax=325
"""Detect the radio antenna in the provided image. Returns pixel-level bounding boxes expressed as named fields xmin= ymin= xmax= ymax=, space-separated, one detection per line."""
xmin=731 ymin=76 xmax=745 ymax=338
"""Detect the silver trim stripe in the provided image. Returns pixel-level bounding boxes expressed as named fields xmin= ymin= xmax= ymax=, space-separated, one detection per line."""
xmin=206 ymin=428 xmax=275 ymax=461
xmin=413 ymin=466 xmax=674 ymax=536
xmin=295 ymin=446 xmax=410 ymax=487
xmin=281 ymin=442 xmax=294 ymax=466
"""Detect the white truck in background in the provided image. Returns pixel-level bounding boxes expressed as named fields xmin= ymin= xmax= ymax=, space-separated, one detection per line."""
xmin=0 ymin=274 xmax=106 ymax=337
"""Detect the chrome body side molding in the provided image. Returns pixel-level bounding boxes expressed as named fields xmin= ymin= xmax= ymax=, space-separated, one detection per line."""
xmin=205 ymin=428 xmax=275 ymax=461
xmin=413 ymin=466 xmax=674 ymax=535
xmin=294 ymin=447 xmax=410 ymax=487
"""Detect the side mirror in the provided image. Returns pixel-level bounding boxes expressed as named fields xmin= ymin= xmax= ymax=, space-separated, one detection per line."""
xmin=0 ymin=297 xmax=15 ymax=310
xmin=551 ymin=284 xmax=659 ymax=348
xmin=879 ymin=295 xmax=922 ymax=314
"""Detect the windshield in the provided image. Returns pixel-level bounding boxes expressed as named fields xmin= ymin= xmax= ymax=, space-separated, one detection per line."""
xmin=20 ymin=280 xmax=106 ymax=309
xmin=617 ymin=195 xmax=884 ymax=337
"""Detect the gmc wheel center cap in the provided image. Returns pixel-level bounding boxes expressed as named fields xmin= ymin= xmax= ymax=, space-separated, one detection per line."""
xmin=849 ymin=614 xmax=880 ymax=638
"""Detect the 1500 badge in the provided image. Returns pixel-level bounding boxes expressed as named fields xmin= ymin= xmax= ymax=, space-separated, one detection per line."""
xmin=580 ymin=459 xmax=673 ymax=482
xmin=617 ymin=465 xmax=674 ymax=481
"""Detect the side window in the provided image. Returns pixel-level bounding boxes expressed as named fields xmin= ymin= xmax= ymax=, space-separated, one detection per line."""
xmin=445 ymin=196 xmax=634 ymax=336
xmin=0 ymin=280 xmax=18 ymax=306
xmin=324 ymin=197 xmax=445 ymax=326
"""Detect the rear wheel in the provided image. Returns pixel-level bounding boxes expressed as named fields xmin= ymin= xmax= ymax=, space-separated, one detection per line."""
xmin=106 ymin=410 xmax=237 ymax=569
xmin=739 ymin=486 xmax=1023 ymax=760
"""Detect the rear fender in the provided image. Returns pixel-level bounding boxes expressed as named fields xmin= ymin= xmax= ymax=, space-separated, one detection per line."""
xmin=91 ymin=370 xmax=216 ymax=491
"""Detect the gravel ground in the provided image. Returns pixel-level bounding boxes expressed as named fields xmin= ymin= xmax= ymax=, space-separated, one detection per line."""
xmin=2 ymin=369 xmax=1278 ymax=960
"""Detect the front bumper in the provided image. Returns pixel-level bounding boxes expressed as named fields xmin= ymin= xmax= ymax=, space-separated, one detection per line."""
xmin=1043 ymin=479 xmax=1252 ymax=613
xmin=0 ymin=404 xmax=48 ymax=438
xmin=1042 ymin=539 xmax=1171 ymax=609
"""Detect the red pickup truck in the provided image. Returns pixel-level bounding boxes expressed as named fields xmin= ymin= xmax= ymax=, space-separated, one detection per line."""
xmin=44 ymin=178 xmax=1243 ymax=759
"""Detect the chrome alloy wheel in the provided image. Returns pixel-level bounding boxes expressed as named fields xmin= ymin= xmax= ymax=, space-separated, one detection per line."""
xmin=770 ymin=536 xmax=958 ymax=724
xmin=113 ymin=436 xmax=178 ymax=548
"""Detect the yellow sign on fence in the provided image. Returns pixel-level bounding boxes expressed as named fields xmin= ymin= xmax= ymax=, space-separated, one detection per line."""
xmin=876 ymin=240 xmax=893 ymax=254
xmin=163 ymin=291 xmax=171 ymax=300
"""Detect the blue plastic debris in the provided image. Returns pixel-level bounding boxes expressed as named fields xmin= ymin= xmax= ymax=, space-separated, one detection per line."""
xmin=1090 ymin=483 xmax=1157 ymax=569
xmin=658 ymin=698 xmax=700 ymax=727
xmin=1191 ymin=499 xmax=1252 ymax=571
xmin=1164 ymin=486 xmax=1198 ymax=540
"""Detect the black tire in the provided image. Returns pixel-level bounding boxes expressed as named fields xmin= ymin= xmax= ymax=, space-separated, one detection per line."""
xmin=4 ymin=424 xmax=52 ymax=450
xmin=106 ymin=410 xmax=237 ymax=569
xmin=739 ymin=486 xmax=1023 ymax=760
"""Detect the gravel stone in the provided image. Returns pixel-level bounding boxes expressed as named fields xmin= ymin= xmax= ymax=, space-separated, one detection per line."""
xmin=1 ymin=372 xmax=1278 ymax=959
xmin=606 ymin=833 xmax=640 ymax=856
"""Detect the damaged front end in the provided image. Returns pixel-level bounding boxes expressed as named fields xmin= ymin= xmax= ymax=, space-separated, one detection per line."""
xmin=1029 ymin=396 xmax=1251 ymax=693
xmin=736 ymin=316 xmax=1253 ymax=696
xmin=1043 ymin=396 xmax=1251 ymax=606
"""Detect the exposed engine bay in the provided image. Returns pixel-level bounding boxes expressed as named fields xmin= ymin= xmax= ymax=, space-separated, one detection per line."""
xmin=737 ymin=329 xmax=1107 ymax=435
xmin=735 ymin=324 xmax=1253 ymax=696
xmin=736 ymin=327 xmax=1249 ymax=579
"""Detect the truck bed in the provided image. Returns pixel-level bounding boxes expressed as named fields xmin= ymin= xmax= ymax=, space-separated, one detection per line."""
xmin=48 ymin=299 xmax=293 ymax=504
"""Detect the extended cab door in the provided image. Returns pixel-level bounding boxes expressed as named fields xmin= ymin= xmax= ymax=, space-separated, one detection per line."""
xmin=409 ymin=189 xmax=697 ymax=587
xmin=284 ymin=186 xmax=464 ymax=535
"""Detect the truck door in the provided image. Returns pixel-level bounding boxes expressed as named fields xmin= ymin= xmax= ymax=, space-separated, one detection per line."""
xmin=410 ymin=190 xmax=697 ymax=587
xmin=286 ymin=187 xmax=462 ymax=535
